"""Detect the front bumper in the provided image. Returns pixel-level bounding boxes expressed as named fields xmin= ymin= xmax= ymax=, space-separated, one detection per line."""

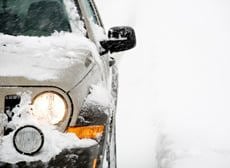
xmin=0 ymin=144 xmax=99 ymax=168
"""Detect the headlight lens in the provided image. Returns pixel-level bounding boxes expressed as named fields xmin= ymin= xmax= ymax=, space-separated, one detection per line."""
xmin=32 ymin=92 xmax=67 ymax=125
xmin=13 ymin=125 xmax=44 ymax=155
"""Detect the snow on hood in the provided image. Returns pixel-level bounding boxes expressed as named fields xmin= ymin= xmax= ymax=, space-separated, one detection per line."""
xmin=0 ymin=32 xmax=103 ymax=91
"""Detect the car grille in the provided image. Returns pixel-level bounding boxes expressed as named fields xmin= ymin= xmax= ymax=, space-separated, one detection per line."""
xmin=4 ymin=94 xmax=21 ymax=121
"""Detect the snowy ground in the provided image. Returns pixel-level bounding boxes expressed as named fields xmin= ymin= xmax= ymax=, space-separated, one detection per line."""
xmin=96 ymin=0 xmax=230 ymax=168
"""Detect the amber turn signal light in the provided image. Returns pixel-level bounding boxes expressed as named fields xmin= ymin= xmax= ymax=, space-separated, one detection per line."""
xmin=67 ymin=125 xmax=104 ymax=139
xmin=93 ymin=159 xmax=97 ymax=168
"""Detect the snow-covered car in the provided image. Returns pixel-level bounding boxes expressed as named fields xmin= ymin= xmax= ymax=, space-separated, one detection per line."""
xmin=0 ymin=0 xmax=135 ymax=167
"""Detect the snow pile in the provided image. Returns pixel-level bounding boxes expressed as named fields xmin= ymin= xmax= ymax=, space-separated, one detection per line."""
xmin=88 ymin=20 xmax=107 ymax=48
xmin=0 ymin=92 xmax=96 ymax=164
xmin=0 ymin=32 xmax=100 ymax=81
xmin=0 ymin=113 xmax=7 ymax=137
xmin=79 ymin=83 xmax=113 ymax=121
xmin=86 ymin=83 xmax=112 ymax=108
xmin=63 ymin=0 xmax=86 ymax=35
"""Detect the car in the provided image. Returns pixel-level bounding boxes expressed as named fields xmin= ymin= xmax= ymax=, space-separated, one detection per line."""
xmin=0 ymin=0 xmax=136 ymax=168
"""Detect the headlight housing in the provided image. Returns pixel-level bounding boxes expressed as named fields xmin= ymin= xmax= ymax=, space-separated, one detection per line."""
xmin=13 ymin=125 xmax=44 ymax=155
xmin=32 ymin=91 xmax=67 ymax=125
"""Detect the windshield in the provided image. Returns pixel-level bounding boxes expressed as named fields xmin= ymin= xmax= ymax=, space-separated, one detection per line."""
xmin=0 ymin=0 xmax=71 ymax=36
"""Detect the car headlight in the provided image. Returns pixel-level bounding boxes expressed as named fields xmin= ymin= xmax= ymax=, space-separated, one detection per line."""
xmin=13 ymin=125 xmax=44 ymax=155
xmin=32 ymin=91 xmax=67 ymax=125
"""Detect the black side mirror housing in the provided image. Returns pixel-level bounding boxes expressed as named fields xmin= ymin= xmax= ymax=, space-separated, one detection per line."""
xmin=100 ymin=26 xmax=136 ymax=53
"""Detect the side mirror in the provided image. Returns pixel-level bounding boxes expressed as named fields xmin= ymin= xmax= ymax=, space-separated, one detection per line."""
xmin=100 ymin=26 xmax=136 ymax=53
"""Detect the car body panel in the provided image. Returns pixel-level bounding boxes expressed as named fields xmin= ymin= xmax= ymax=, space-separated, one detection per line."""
xmin=0 ymin=34 xmax=99 ymax=92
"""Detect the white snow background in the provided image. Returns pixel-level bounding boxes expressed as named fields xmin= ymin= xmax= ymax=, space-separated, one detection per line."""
xmin=96 ymin=0 xmax=230 ymax=168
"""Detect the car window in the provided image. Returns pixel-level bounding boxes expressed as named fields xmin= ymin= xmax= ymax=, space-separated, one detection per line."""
xmin=0 ymin=0 xmax=71 ymax=36
xmin=81 ymin=0 xmax=100 ymax=25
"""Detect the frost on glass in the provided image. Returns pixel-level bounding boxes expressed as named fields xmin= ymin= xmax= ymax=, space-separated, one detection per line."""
xmin=0 ymin=0 xmax=71 ymax=36
xmin=14 ymin=126 xmax=44 ymax=155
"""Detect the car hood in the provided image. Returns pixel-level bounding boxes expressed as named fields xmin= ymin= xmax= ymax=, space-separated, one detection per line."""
xmin=0 ymin=33 xmax=99 ymax=91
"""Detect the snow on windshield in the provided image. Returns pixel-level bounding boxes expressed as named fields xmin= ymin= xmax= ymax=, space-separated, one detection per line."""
xmin=0 ymin=0 xmax=73 ymax=36
xmin=0 ymin=0 xmax=86 ymax=36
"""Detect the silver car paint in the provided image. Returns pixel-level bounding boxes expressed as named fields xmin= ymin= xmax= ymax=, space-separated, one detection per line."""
xmin=0 ymin=0 xmax=112 ymax=131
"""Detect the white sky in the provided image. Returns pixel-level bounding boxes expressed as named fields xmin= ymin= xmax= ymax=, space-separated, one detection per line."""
xmin=96 ymin=0 xmax=230 ymax=167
